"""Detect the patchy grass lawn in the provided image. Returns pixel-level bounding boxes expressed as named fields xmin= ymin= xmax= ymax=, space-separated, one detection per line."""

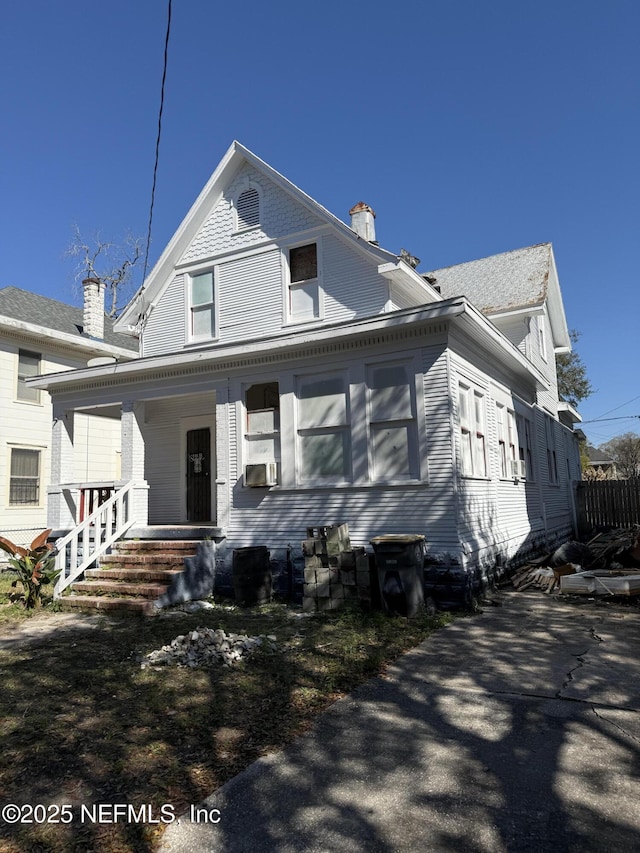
xmin=0 ymin=570 xmax=58 ymax=625
xmin=0 ymin=598 xmax=452 ymax=852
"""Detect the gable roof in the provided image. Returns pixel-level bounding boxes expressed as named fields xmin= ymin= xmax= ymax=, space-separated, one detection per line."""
xmin=0 ymin=286 xmax=138 ymax=353
xmin=115 ymin=141 xmax=439 ymax=331
xmin=425 ymin=243 xmax=571 ymax=350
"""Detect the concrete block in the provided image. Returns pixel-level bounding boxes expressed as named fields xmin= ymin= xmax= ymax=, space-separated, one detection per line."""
xmin=317 ymin=596 xmax=343 ymax=611
xmin=340 ymin=569 xmax=356 ymax=586
xmin=304 ymin=567 xmax=317 ymax=583
xmin=303 ymin=596 xmax=317 ymax=613
xmin=357 ymin=570 xmax=371 ymax=588
xmin=330 ymin=583 xmax=345 ymax=599
xmin=315 ymin=568 xmax=331 ymax=584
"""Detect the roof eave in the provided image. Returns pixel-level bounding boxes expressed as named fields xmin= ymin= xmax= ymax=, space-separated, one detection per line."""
xmin=0 ymin=314 xmax=138 ymax=359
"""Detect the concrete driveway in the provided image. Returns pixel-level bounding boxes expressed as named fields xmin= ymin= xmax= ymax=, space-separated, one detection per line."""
xmin=159 ymin=592 xmax=640 ymax=853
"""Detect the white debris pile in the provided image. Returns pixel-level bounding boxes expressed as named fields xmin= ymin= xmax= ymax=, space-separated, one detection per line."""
xmin=140 ymin=627 xmax=277 ymax=669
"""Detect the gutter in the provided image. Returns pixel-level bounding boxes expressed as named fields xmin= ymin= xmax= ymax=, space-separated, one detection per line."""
xmin=0 ymin=314 xmax=137 ymax=360
xmin=31 ymin=296 xmax=546 ymax=393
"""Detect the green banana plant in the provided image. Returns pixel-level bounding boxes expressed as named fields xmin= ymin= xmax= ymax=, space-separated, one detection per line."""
xmin=0 ymin=529 xmax=59 ymax=609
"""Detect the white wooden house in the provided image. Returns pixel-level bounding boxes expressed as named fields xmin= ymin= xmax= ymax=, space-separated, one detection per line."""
xmin=33 ymin=142 xmax=582 ymax=596
xmin=0 ymin=286 xmax=137 ymax=548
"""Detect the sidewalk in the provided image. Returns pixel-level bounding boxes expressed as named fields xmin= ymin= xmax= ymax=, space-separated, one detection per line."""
xmin=159 ymin=592 xmax=640 ymax=853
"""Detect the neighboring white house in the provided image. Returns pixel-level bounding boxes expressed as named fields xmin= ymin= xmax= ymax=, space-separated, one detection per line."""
xmin=33 ymin=141 xmax=582 ymax=590
xmin=0 ymin=285 xmax=138 ymax=547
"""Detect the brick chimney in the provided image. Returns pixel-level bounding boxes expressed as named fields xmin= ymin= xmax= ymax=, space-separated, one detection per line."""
xmin=82 ymin=277 xmax=105 ymax=340
xmin=349 ymin=202 xmax=376 ymax=243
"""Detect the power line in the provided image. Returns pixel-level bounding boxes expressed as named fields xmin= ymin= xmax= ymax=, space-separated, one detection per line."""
xmin=592 ymin=393 xmax=640 ymax=421
xmin=581 ymin=415 xmax=640 ymax=424
xmin=142 ymin=0 xmax=172 ymax=285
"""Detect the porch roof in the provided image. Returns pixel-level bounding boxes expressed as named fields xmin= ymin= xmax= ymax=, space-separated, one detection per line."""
xmin=30 ymin=296 xmax=549 ymax=396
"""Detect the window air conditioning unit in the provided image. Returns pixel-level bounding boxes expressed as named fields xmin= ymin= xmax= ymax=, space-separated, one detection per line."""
xmin=244 ymin=462 xmax=278 ymax=487
xmin=510 ymin=459 xmax=527 ymax=479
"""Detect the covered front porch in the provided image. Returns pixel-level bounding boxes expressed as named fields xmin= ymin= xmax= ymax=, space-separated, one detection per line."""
xmin=44 ymin=385 xmax=229 ymax=603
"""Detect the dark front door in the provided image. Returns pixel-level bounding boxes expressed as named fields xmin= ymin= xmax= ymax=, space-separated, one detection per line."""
xmin=186 ymin=427 xmax=211 ymax=522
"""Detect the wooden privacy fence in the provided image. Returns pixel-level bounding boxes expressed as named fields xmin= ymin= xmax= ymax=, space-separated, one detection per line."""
xmin=576 ymin=479 xmax=640 ymax=534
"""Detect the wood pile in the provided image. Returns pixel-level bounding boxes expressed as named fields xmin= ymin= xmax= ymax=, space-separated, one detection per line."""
xmin=510 ymin=564 xmax=575 ymax=594
xmin=511 ymin=526 xmax=640 ymax=596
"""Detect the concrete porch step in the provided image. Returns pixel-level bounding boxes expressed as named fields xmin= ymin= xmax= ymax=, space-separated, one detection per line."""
xmin=85 ymin=567 xmax=182 ymax=582
xmin=70 ymin=580 xmax=170 ymax=598
xmin=116 ymin=540 xmax=200 ymax=553
xmin=99 ymin=554 xmax=192 ymax=570
xmin=58 ymin=595 xmax=156 ymax=614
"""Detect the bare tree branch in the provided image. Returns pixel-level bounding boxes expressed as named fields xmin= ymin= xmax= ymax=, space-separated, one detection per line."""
xmin=67 ymin=226 xmax=144 ymax=318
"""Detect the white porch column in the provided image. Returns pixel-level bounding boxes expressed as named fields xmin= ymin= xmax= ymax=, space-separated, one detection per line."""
xmin=48 ymin=404 xmax=78 ymax=530
xmin=120 ymin=399 xmax=149 ymax=526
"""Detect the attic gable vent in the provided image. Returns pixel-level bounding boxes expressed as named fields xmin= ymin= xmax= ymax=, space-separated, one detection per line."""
xmin=236 ymin=187 xmax=260 ymax=229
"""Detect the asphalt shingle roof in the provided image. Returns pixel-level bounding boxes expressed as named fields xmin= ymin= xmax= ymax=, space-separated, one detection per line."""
xmin=425 ymin=243 xmax=552 ymax=315
xmin=0 ymin=286 xmax=138 ymax=351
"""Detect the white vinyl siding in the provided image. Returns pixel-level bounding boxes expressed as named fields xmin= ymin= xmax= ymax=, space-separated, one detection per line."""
xmin=141 ymin=274 xmax=186 ymax=357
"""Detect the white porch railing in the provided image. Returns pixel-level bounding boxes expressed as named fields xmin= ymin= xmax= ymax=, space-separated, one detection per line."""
xmin=54 ymin=480 xmax=137 ymax=598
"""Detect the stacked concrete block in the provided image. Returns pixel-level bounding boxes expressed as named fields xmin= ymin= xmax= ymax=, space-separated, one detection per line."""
xmin=302 ymin=524 xmax=372 ymax=612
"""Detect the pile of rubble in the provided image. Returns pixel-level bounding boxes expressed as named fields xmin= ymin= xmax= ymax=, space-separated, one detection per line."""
xmin=140 ymin=627 xmax=277 ymax=669
xmin=511 ymin=527 xmax=640 ymax=598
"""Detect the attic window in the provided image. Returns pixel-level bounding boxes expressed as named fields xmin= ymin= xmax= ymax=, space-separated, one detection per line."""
xmin=236 ymin=188 xmax=260 ymax=229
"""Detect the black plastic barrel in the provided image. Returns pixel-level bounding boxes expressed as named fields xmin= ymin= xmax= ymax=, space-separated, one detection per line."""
xmin=370 ymin=535 xmax=425 ymax=617
xmin=232 ymin=546 xmax=272 ymax=606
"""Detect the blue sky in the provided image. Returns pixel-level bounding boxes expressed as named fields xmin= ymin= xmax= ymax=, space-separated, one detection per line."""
xmin=1 ymin=0 xmax=638 ymax=447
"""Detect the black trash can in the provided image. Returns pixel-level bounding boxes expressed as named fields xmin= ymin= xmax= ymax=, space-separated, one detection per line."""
xmin=370 ymin=535 xmax=425 ymax=617
xmin=233 ymin=546 xmax=272 ymax=606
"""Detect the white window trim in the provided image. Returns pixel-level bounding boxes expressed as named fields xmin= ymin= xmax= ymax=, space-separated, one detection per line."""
xmin=16 ymin=349 xmax=42 ymax=406
xmin=7 ymin=444 xmax=44 ymax=509
xmin=294 ymin=368 xmax=351 ymax=485
xmin=283 ymin=238 xmax=324 ymax=326
xmin=459 ymin=381 xmax=488 ymax=478
xmin=538 ymin=314 xmax=548 ymax=362
xmin=185 ymin=267 xmax=219 ymax=344
xmin=365 ymin=357 xmax=422 ymax=484
xmin=496 ymin=403 xmax=517 ymax=480
xmin=545 ymin=414 xmax=559 ymax=485
xmin=241 ymin=381 xmax=281 ymax=487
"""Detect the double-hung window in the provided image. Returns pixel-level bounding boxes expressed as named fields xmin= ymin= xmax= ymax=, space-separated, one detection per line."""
xmin=17 ymin=350 xmax=41 ymax=403
xmin=189 ymin=271 xmax=215 ymax=341
xmin=459 ymin=383 xmax=487 ymax=477
xmin=516 ymin=414 xmax=533 ymax=480
xmin=9 ymin=448 xmax=41 ymax=505
xmin=496 ymin=403 xmax=517 ymax=478
xmin=367 ymin=361 xmax=419 ymax=481
xmin=545 ymin=415 xmax=558 ymax=484
xmin=288 ymin=243 xmax=320 ymax=322
xmin=296 ymin=372 xmax=350 ymax=481
xmin=244 ymin=382 xmax=280 ymax=466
